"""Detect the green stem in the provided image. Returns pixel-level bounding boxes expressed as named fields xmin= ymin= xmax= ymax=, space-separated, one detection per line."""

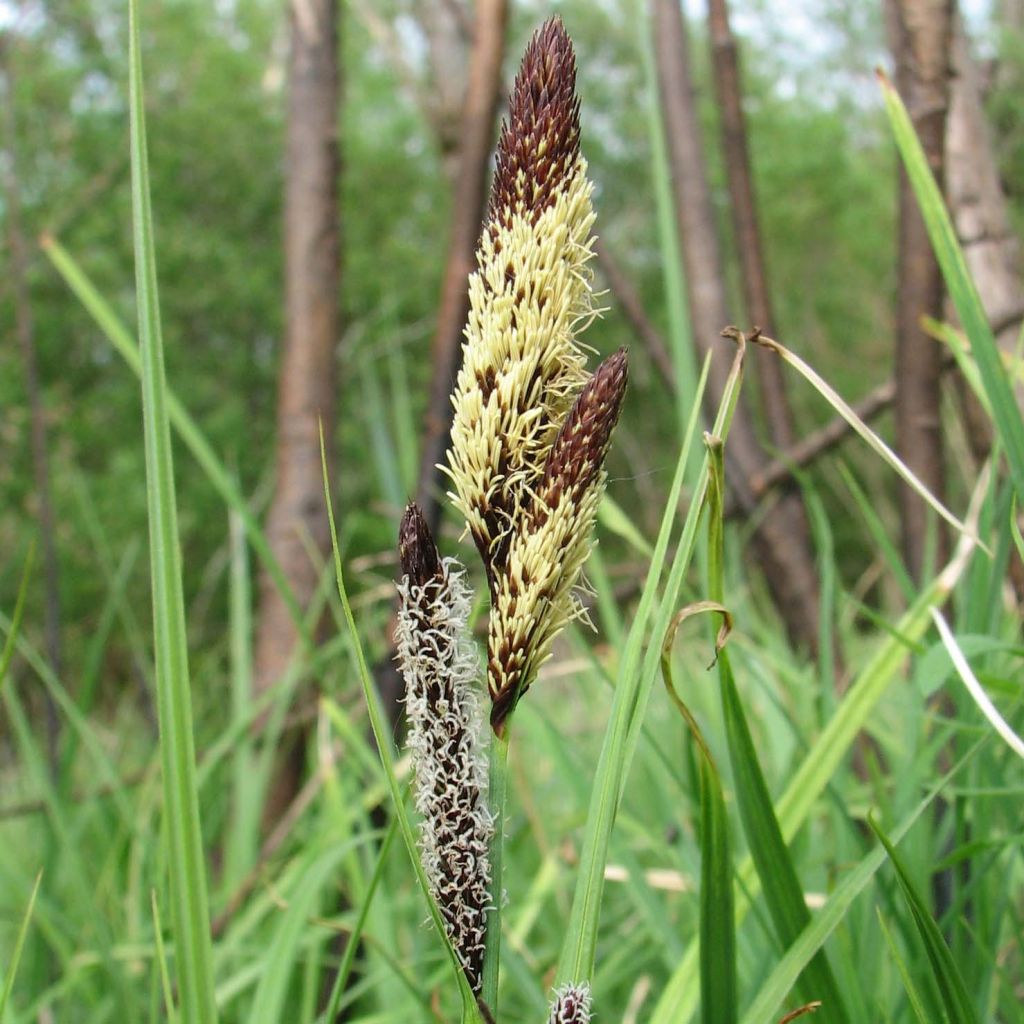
xmin=482 ymin=727 xmax=511 ymax=1014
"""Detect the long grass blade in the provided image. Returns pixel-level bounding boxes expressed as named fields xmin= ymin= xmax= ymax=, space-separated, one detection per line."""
xmin=0 ymin=539 xmax=35 ymax=695
xmin=739 ymin=740 xmax=982 ymax=1024
xmin=649 ymin=471 xmax=986 ymax=1023
xmin=247 ymin=840 xmax=363 ymax=1024
xmin=225 ymin=505 xmax=260 ymax=888
xmin=319 ymin=819 xmax=399 ymax=1023
xmin=127 ymin=2 xmax=217 ymax=1019
xmin=704 ymin=437 xmax=849 ymax=1023
xmin=0 ymin=613 xmax=136 ymax=829
xmin=869 ymin=818 xmax=981 ymax=1024
xmin=151 ymin=891 xmax=179 ymax=1024
xmin=751 ymin=331 xmax=981 ymax=548
xmin=640 ymin=0 xmax=697 ymax=421
xmin=0 ymin=870 xmax=42 ymax=1021
xmin=876 ymin=911 xmax=930 ymax=1024
xmin=559 ymin=334 xmax=746 ymax=987
xmin=555 ymin=352 xmax=712 ymax=986
xmin=482 ymin=730 xmax=509 ymax=1011
xmin=662 ymin=605 xmax=735 ymax=1024
xmin=931 ymin=609 xmax=1024 ymax=759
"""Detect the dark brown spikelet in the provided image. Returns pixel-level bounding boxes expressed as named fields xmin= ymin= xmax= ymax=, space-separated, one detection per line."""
xmin=535 ymin=348 xmax=629 ymax=521
xmin=488 ymin=16 xmax=581 ymax=232
xmin=399 ymin=502 xmax=442 ymax=588
xmin=548 ymin=983 xmax=593 ymax=1023
xmin=488 ymin=350 xmax=629 ymax=734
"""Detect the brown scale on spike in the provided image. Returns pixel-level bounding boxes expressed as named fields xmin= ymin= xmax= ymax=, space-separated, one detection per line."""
xmin=534 ymin=349 xmax=628 ymax=521
xmin=488 ymin=17 xmax=581 ymax=233
xmin=446 ymin=15 xmax=594 ymax=590
xmin=445 ymin=17 xmax=624 ymax=738
xmin=399 ymin=502 xmax=442 ymax=588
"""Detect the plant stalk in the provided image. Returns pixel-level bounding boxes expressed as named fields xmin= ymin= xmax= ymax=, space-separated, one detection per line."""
xmin=481 ymin=727 xmax=510 ymax=1013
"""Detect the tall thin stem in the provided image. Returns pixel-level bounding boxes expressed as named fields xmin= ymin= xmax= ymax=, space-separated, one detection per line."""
xmin=482 ymin=730 xmax=510 ymax=1011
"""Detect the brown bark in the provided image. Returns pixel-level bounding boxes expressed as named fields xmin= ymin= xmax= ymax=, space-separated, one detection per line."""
xmin=651 ymin=0 xmax=822 ymax=656
xmin=706 ymin=0 xmax=797 ymax=451
xmin=948 ymin=13 xmax=1024 ymax=389
xmin=2 ymin=42 xmax=61 ymax=771
xmin=414 ymin=0 xmax=508 ymax=539
xmin=948 ymin=10 xmax=1024 ymax=595
xmin=885 ymin=0 xmax=953 ymax=580
xmin=253 ymin=0 xmax=340 ymax=821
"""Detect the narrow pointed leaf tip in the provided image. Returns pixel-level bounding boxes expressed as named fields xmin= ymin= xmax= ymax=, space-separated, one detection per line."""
xmin=395 ymin=503 xmax=494 ymax=991
xmin=548 ymin=983 xmax=593 ymax=1023
xmin=488 ymin=349 xmax=628 ymax=733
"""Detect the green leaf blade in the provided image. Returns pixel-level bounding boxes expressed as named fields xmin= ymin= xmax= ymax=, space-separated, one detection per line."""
xmin=869 ymin=819 xmax=981 ymax=1024
xmin=127 ymin=3 xmax=217 ymax=1020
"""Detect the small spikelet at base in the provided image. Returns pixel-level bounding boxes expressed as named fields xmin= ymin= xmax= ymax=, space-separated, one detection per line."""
xmin=548 ymin=983 xmax=593 ymax=1023
xmin=395 ymin=503 xmax=494 ymax=992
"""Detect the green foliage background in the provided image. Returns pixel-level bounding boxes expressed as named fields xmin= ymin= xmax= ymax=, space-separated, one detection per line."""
xmin=1 ymin=0 xmax=910 ymax=648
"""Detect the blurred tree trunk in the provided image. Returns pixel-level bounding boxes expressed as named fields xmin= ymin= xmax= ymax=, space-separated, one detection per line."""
xmin=351 ymin=0 xmax=472 ymax=184
xmin=253 ymin=0 xmax=340 ymax=823
xmin=414 ymin=0 xmax=508 ymax=539
xmin=706 ymin=0 xmax=797 ymax=452
xmin=884 ymin=0 xmax=953 ymax=581
xmin=947 ymin=10 xmax=1024 ymax=596
xmin=948 ymin=12 xmax=1024 ymax=399
xmin=417 ymin=0 xmax=472 ymax=181
xmin=2 ymin=41 xmax=62 ymax=772
xmin=998 ymin=0 xmax=1024 ymax=33
xmin=651 ymin=0 xmax=822 ymax=658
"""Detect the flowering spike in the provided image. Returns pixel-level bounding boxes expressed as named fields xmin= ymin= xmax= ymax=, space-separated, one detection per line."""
xmin=489 ymin=17 xmax=581 ymax=230
xmin=488 ymin=350 xmax=628 ymax=733
xmin=446 ymin=16 xmax=596 ymax=582
xmin=395 ymin=503 xmax=493 ymax=991
xmin=444 ymin=18 xmax=625 ymax=732
xmin=535 ymin=347 xmax=628 ymax=515
xmin=548 ymin=983 xmax=593 ymax=1023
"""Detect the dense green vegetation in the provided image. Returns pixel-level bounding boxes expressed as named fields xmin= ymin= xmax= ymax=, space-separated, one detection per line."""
xmin=2 ymin=2 xmax=1022 ymax=1022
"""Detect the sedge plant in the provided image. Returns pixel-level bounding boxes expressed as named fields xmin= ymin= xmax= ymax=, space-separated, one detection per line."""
xmin=384 ymin=16 xmax=1022 ymax=1024
xmin=392 ymin=18 xmax=627 ymax=1020
xmin=7 ymin=6 xmax=1021 ymax=1024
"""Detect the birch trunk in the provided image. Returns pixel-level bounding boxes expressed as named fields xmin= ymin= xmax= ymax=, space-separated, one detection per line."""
xmin=651 ymin=0 xmax=823 ymax=657
xmin=885 ymin=0 xmax=953 ymax=580
xmin=253 ymin=0 xmax=340 ymax=821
